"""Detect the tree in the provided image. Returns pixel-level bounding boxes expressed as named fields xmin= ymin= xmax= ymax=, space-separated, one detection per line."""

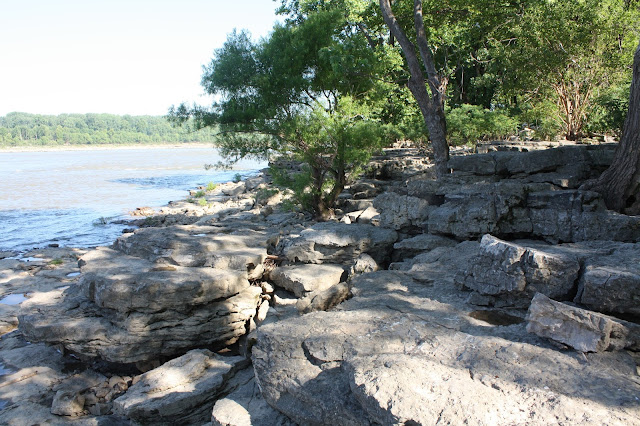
xmin=170 ymin=6 xmax=390 ymax=219
xmin=379 ymin=0 xmax=449 ymax=177
xmin=583 ymin=39 xmax=640 ymax=213
xmin=492 ymin=0 xmax=640 ymax=140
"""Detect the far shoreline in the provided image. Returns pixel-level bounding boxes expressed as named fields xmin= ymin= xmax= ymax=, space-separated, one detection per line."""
xmin=0 ymin=142 xmax=215 ymax=153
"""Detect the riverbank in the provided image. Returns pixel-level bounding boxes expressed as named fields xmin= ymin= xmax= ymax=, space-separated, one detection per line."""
xmin=1 ymin=144 xmax=640 ymax=424
xmin=0 ymin=142 xmax=214 ymax=153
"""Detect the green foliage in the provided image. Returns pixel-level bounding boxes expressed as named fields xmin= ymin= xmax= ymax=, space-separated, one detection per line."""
xmin=206 ymin=182 xmax=218 ymax=192
xmin=255 ymin=187 xmax=280 ymax=206
xmin=198 ymin=198 xmax=208 ymax=207
xmin=233 ymin=173 xmax=242 ymax=183
xmin=171 ymin=4 xmax=391 ymax=218
xmin=0 ymin=112 xmax=218 ymax=147
xmin=518 ymin=99 xmax=564 ymax=141
xmin=585 ymin=79 xmax=632 ymax=137
xmin=48 ymin=258 xmax=63 ymax=266
xmin=446 ymin=105 xmax=518 ymax=146
xmin=193 ymin=190 xmax=206 ymax=198
xmin=490 ymin=0 xmax=640 ymax=139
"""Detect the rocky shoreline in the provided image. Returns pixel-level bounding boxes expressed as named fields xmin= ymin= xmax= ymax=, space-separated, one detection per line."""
xmin=1 ymin=141 xmax=639 ymax=425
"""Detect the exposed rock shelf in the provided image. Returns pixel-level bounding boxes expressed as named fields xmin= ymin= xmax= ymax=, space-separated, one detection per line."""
xmin=1 ymin=143 xmax=639 ymax=425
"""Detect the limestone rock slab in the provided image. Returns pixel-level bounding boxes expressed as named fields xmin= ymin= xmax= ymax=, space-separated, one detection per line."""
xmin=576 ymin=243 xmax=640 ymax=316
xmin=527 ymin=293 xmax=640 ymax=352
xmin=460 ymin=235 xmax=580 ymax=307
xmin=270 ymin=264 xmax=345 ymax=298
xmin=373 ymin=192 xmax=432 ymax=231
xmin=279 ymin=222 xmax=397 ymax=265
xmin=18 ymin=247 xmax=262 ymax=363
xmin=253 ymin=286 xmax=640 ymax=425
xmin=79 ymin=247 xmax=250 ymax=313
xmin=113 ymin=225 xmax=267 ymax=276
xmin=114 ymin=349 xmax=246 ymax=425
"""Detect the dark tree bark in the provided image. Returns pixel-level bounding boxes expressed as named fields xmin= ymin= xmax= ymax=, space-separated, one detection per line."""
xmin=583 ymin=39 xmax=640 ymax=214
xmin=379 ymin=0 xmax=450 ymax=178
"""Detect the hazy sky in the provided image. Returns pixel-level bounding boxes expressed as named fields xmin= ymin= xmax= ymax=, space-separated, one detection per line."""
xmin=0 ymin=0 xmax=281 ymax=116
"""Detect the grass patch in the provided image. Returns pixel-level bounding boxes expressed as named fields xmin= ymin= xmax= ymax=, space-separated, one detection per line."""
xmin=49 ymin=258 xmax=64 ymax=266
xmin=206 ymin=182 xmax=218 ymax=192
xmin=194 ymin=190 xmax=206 ymax=198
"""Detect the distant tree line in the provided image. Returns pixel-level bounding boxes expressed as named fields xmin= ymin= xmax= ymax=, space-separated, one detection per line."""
xmin=0 ymin=112 xmax=218 ymax=147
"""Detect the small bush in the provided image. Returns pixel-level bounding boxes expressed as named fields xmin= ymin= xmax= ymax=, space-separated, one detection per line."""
xmin=206 ymin=182 xmax=218 ymax=192
xmin=446 ymin=104 xmax=518 ymax=146
xmin=198 ymin=198 xmax=208 ymax=207
xmin=194 ymin=190 xmax=206 ymax=198
xmin=233 ymin=173 xmax=242 ymax=183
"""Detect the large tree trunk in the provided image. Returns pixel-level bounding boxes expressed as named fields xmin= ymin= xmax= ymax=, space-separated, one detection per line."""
xmin=379 ymin=0 xmax=450 ymax=178
xmin=583 ymin=39 xmax=640 ymax=213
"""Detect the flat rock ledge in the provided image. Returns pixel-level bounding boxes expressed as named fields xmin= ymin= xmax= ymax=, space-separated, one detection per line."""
xmin=253 ymin=270 xmax=640 ymax=426
xmin=18 ymin=246 xmax=262 ymax=364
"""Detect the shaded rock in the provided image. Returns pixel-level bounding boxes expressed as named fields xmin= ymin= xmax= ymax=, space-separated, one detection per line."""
xmin=366 ymin=147 xmax=433 ymax=180
xmin=460 ymin=235 xmax=580 ymax=307
xmin=449 ymin=145 xmax=613 ymax=184
xmin=296 ymin=282 xmax=350 ymax=314
xmin=526 ymin=293 xmax=640 ymax=352
xmin=428 ymin=181 xmax=530 ymax=239
xmin=350 ymin=253 xmax=378 ymax=275
xmin=51 ymin=390 xmax=85 ymax=417
xmin=53 ymin=370 xmax=107 ymax=394
xmin=339 ymin=199 xmax=374 ymax=214
xmin=391 ymin=233 xmax=458 ymax=262
xmin=373 ymin=192 xmax=432 ymax=231
xmin=279 ymin=222 xmax=397 ymax=265
xmin=270 ymin=264 xmax=345 ymax=298
xmin=220 ymin=181 xmax=246 ymax=197
xmin=211 ymin=367 xmax=295 ymax=426
xmin=114 ymin=349 xmax=247 ymax=425
xmin=346 ymin=206 xmax=379 ymax=225
xmin=576 ymin=243 xmax=640 ymax=316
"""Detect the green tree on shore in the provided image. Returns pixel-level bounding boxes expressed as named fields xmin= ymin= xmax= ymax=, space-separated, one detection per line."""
xmin=170 ymin=4 xmax=396 ymax=218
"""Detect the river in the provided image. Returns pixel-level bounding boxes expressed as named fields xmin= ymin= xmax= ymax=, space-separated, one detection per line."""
xmin=0 ymin=146 xmax=266 ymax=252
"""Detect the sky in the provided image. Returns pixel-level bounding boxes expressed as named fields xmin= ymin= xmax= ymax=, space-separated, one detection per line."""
xmin=0 ymin=0 xmax=281 ymax=116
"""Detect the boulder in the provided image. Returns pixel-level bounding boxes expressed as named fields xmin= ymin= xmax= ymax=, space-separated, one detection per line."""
xmin=460 ymin=235 xmax=581 ymax=307
xmin=373 ymin=192 xmax=432 ymax=231
xmin=270 ymin=264 xmax=346 ymax=298
xmin=19 ymin=248 xmax=261 ymax=363
xmin=576 ymin=243 xmax=640 ymax=316
xmin=296 ymin=282 xmax=351 ymax=314
xmin=279 ymin=222 xmax=397 ymax=265
xmin=51 ymin=390 xmax=85 ymax=417
xmin=114 ymin=350 xmax=247 ymax=425
xmin=526 ymin=293 xmax=640 ymax=352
